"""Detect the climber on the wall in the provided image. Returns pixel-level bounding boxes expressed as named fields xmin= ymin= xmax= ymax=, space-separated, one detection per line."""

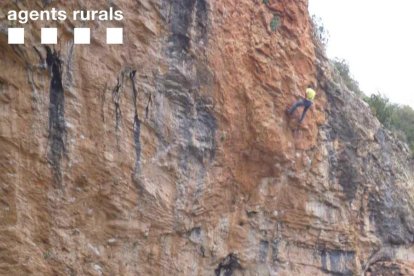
xmin=286 ymin=84 xmax=316 ymax=124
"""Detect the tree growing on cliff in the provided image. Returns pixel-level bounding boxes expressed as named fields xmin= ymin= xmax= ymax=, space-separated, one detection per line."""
xmin=389 ymin=106 xmax=414 ymax=153
xmin=366 ymin=93 xmax=394 ymax=126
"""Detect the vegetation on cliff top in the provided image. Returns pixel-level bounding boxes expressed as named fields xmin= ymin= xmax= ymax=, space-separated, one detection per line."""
xmin=366 ymin=94 xmax=414 ymax=153
xmin=312 ymin=16 xmax=414 ymax=154
xmin=332 ymin=59 xmax=414 ymax=154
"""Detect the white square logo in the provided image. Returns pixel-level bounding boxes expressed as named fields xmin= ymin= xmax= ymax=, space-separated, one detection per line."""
xmin=74 ymin=28 xmax=90 ymax=44
xmin=41 ymin=28 xmax=57 ymax=44
xmin=106 ymin=28 xmax=123 ymax=44
xmin=8 ymin=28 xmax=25 ymax=44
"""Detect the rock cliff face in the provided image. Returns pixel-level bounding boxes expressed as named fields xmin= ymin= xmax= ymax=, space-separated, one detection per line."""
xmin=0 ymin=0 xmax=413 ymax=275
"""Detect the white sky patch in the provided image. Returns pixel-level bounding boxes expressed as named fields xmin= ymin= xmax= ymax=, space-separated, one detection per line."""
xmin=309 ymin=0 xmax=414 ymax=108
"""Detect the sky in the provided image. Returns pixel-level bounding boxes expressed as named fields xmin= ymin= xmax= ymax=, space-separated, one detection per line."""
xmin=309 ymin=0 xmax=414 ymax=108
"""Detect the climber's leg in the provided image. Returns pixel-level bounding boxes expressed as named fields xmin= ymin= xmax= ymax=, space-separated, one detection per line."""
xmin=287 ymin=99 xmax=305 ymax=115
xmin=298 ymin=100 xmax=312 ymax=123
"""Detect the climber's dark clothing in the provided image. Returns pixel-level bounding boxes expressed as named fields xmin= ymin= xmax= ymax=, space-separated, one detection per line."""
xmin=287 ymin=98 xmax=313 ymax=123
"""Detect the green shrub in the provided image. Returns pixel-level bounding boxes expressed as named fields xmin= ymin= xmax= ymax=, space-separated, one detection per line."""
xmin=43 ymin=250 xmax=52 ymax=260
xmin=365 ymin=93 xmax=394 ymax=127
xmin=270 ymin=15 xmax=280 ymax=32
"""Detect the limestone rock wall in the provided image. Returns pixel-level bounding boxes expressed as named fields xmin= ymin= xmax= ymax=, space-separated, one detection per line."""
xmin=0 ymin=0 xmax=413 ymax=275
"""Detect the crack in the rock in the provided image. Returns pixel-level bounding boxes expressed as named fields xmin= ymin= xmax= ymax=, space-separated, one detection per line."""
xmin=145 ymin=93 xmax=152 ymax=119
xmin=112 ymin=75 xmax=123 ymax=134
xmin=45 ymin=46 xmax=66 ymax=186
xmin=130 ymin=70 xmax=142 ymax=177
